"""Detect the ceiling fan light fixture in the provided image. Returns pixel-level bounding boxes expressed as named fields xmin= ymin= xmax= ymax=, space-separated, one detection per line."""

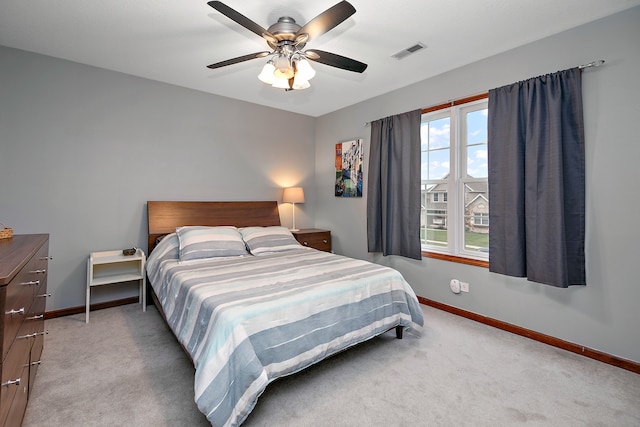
xmin=271 ymin=77 xmax=290 ymax=89
xmin=292 ymin=74 xmax=311 ymax=90
xmin=273 ymin=68 xmax=295 ymax=80
xmin=295 ymin=58 xmax=316 ymax=81
xmin=273 ymin=55 xmax=294 ymax=79
xmin=258 ymin=61 xmax=276 ymax=84
xmin=208 ymin=2 xmax=368 ymax=92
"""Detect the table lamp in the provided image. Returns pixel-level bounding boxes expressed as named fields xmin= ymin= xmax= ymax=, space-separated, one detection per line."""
xmin=282 ymin=187 xmax=305 ymax=231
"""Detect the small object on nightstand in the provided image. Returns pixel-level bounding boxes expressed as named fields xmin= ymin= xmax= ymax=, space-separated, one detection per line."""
xmin=291 ymin=229 xmax=331 ymax=252
xmin=122 ymin=247 xmax=136 ymax=256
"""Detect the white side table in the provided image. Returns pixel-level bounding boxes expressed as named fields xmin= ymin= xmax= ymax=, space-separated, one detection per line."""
xmin=86 ymin=248 xmax=146 ymax=323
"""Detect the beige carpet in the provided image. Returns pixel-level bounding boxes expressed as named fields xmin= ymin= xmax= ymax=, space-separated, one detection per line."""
xmin=23 ymin=303 xmax=640 ymax=426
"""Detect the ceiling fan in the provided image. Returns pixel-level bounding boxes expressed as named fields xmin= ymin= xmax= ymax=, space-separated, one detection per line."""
xmin=206 ymin=1 xmax=368 ymax=91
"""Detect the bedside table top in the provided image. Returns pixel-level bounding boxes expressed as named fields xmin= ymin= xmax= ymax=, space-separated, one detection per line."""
xmin=291 ymin=228 xmax=329 ymax=234
xmin=89 ymin=248 xmax=145 ymax=264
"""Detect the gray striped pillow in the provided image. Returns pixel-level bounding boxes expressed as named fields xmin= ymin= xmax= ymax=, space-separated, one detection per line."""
xmin=240 ymin=226 xmax=301 ymax=256
xmin=176 ymin=226 xmax=247 ymax=261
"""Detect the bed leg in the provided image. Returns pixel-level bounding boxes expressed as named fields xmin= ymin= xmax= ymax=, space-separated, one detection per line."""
xmin=395 ymin=326 xmax=403 ymax=339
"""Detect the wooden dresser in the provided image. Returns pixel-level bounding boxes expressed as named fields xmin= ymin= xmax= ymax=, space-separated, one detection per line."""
xmin=0 ymin=235 xmax=50 ymax=427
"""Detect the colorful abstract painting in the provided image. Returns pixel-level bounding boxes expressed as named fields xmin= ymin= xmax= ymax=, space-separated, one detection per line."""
xmin=335 ymin=139 xmax=363 ymax=197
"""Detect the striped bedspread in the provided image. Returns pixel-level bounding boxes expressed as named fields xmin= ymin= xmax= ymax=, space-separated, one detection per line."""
xmin=147 ymin=241 xmax=423 ymax=427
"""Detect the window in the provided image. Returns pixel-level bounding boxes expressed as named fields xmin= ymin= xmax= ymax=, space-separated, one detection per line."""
xmin=420 ymin=97 xmax=489 ymax=261
xmin=473 ymin=213 xmax=489 ymax=226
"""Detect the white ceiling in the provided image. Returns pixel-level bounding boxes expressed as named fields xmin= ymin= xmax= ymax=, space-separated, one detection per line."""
xmin=1 ymin=0 xmax=639 ymax=117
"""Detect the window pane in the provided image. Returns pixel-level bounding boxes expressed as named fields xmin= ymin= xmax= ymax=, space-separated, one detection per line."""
xmin=421 ymin=117 xmax=450 ymax=180
xmin=421 ymin=183 xmax=448 ymax=247
xmin=421 ymin=152 xmax=429 ymax=180
xmin=463 ymin=182 xmax=489 ymax=252
xmin=466 ymin=109 xmax=488 ymax=178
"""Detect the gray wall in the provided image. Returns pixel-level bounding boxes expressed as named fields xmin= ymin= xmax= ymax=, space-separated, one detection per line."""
xmin=0 ymin=46 xmax=316 ymax=311
xmin=314 ymin=7 xmax=640 ymax=363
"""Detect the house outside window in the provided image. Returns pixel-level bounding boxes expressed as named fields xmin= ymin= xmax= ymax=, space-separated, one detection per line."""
xmin=420 ymin=98 xmax=489 ymax=260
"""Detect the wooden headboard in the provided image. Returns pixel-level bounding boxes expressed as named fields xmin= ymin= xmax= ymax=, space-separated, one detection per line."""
xmin=147 ymin=201 xmax=281 ymax=254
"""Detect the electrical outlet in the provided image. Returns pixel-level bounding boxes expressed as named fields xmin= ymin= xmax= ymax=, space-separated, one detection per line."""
xmin=460 ymin=281 xmax=470 ymax=293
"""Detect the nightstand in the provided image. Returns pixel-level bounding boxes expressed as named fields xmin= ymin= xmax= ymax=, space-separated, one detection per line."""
xmin=86 ymin=248 xmax=146 ymax=323
xmin=291 ymin=229 xmax=331 ymax=252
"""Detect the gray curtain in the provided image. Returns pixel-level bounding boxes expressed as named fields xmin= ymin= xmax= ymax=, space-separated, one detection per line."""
xmin=367 ymin=109 xmax=422 ymax=260
xmin=488 ymin=68 xmax=586 ymax=287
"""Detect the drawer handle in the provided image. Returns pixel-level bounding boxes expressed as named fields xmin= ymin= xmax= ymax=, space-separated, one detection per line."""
xmin=31 ymin=361 xmax=42 ymax=366
xmin=29 ymin=269 xmax=47 ymax=274
xmin=2 ymin=378 xmax=20 ymax=387
xmin=323 ymin=239 xmax=328 ymax=243
xmin=303 ymin=241 xmax=308 ymax=246
xmin=38 ymin=330 xmax=49 ymax=336
xmin=37 ymin=293 xmax=52 ymax=298
xmin=20 ymin=280 xmax=40 ymax=286
xmin=18 ymin=333 xmax=37 ymax=340
xmin=6 ymin=308 xmax=25 ymax=316
xmin=28 ymin=314 xmax=44 ymax=320
xmin=38 ymin=256 xmax=53 ymax=261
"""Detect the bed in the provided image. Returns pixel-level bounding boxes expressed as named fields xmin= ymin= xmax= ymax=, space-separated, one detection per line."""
xmin=146 ymin=201 xmax=424 ymax=427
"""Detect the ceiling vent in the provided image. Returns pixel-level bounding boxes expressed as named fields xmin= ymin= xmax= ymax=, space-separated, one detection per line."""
xmin=391 ymin=42 xmax=426 ymax=60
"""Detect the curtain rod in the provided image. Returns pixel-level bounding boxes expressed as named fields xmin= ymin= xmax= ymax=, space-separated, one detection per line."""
xmin=364 ymin=60 xmax=605 ymax=126
xmin=579 ymin=59 xmax=605 ymax=69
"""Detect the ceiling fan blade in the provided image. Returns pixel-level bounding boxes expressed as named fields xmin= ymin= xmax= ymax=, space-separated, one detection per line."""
xmin=208 ymin=1 xmax=277 ymax=45
xmin=295 ymin=1 xmax=356 ymax=42
xmin=207 ymin=51 xmax=270 ymax=70
xmin=305 ymin=49 xmax=367 ymax=73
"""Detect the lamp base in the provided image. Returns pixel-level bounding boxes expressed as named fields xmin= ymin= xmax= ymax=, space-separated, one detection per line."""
xmin=290 ymin=228 xmax=300 ymax=232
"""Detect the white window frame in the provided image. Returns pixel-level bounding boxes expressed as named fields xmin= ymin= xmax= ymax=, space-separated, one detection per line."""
xmin=421 ymin=98 xmax=488 ymax=261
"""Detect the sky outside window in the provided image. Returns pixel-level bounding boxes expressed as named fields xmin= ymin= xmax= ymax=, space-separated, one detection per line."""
xmin=465 ymin=109 xmax=488 ymax=178
xmin=421 ymin=117 xmax=450 ymax=180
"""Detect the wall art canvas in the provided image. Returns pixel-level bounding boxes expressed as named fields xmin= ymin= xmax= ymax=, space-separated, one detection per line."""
xmin=335 ymin=138 xmax=363 ymax=197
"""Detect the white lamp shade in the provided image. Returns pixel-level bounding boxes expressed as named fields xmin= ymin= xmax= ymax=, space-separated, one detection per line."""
xmin=296 ymin=59 xmax=316 ymax=81
xmin=282 ymin=187 xmax=305 ymax=203
xmin=258 ymin=62 xmax=276 ymax=84
xmin=292 ymin=74 xmax=310 ymax=90
xmin=274 ymin=55 xmax=294 ymax=79
xmin=271 ymin=77 xmax=290 ymax=89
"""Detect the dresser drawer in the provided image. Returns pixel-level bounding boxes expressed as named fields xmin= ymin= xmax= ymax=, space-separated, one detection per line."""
xmin=293 ymin=230 xmax=331 ymax=252
xmin=2 ymin=270 xmax=36 ymax=361
xmin=26 ymin=290 xmax=46 ymax=339
xmin=0 ymin=322 xmax=31 ymax=426
xmin=29 ymin=333 xmax=44 ymax=398
xmin=27 ymin=291 xmax=46 ymax=396
xmin=30 ymin=242 xmax=50 ymax=292
xmin=3 ymin=363 xmax=28 ymax=427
